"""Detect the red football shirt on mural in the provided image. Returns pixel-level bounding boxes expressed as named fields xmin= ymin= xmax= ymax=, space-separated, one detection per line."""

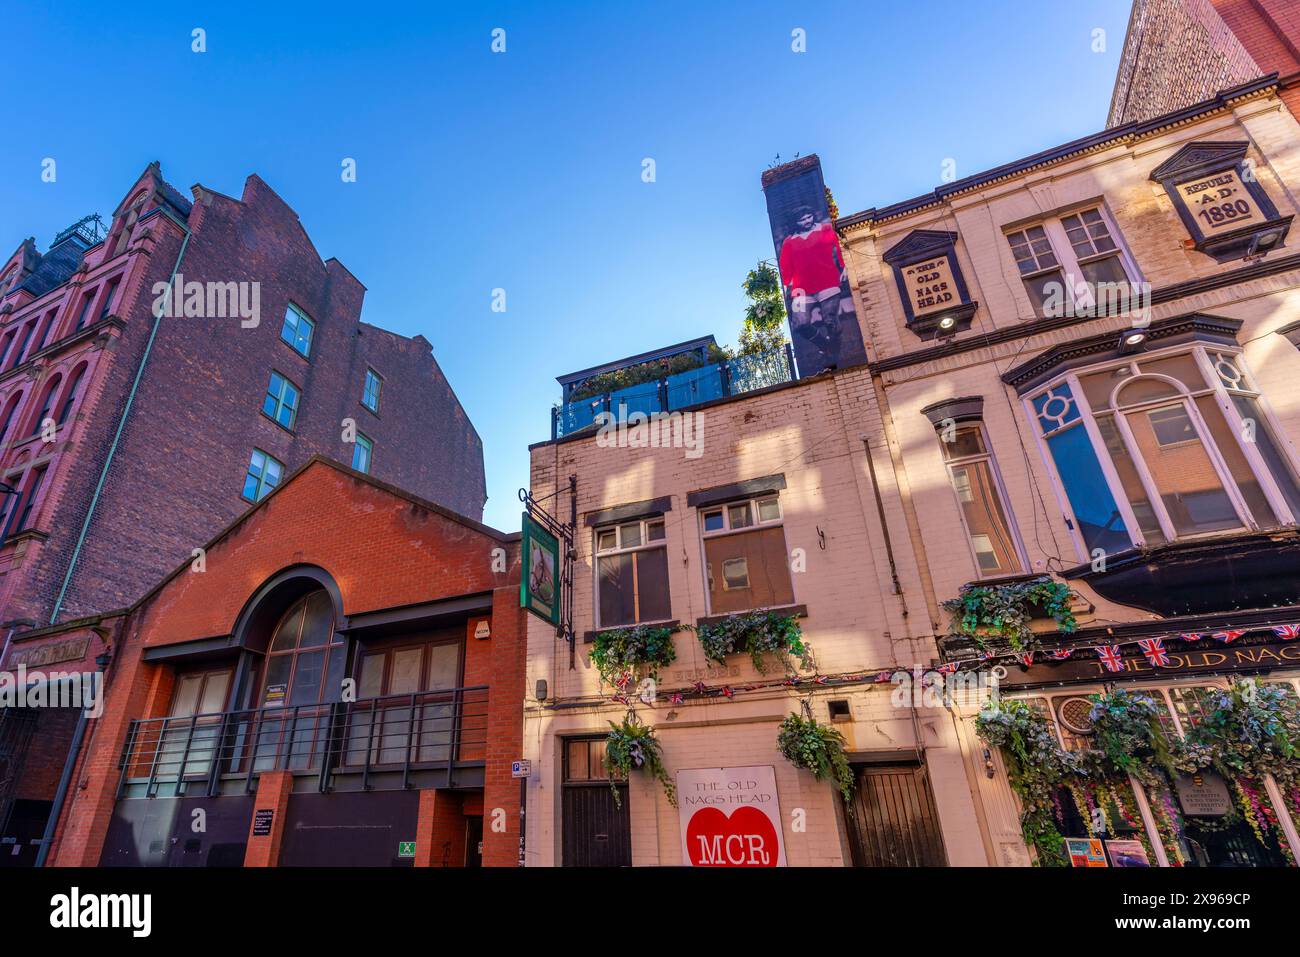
xmin=778 ymin=222 xmax=843 ymax=295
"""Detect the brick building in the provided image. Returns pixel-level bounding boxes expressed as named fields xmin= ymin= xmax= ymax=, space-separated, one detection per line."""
xmin=1110 ymin=0 xmax=1300 ymax=125
xmin=9 ymin=457 xmax=524 ymax=868
xmin=523 ymin=75 xmax=1300 ymax=867
xmin=0 ymin=162 xmax=485 ymax=634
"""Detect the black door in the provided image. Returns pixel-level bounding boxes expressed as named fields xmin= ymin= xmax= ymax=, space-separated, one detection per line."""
xmin=0 ymin=799 xmax=51 ymax=868
xmin=465 ymin=816 xmax=483 ymax=867
xmin=844 ymin=762 xmax=948 ymax=867
xmin=1186 ymin=819 xmax=1288 ymax=867
xmin=561 ymin=738 xmax=630 ymax=867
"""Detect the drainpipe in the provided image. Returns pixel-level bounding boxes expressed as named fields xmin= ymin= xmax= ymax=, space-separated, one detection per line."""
xmin=36 ymin=648 xmax=111 ymax=866
xmin=49 ymin=208 xmax=191 ymax=625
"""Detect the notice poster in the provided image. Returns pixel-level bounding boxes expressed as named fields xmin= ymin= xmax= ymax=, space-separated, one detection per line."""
xmin=1105 ymin=839 xmax=1151 ymax=867
xmin=677 ymin=766 xmax=786 ymax=867
xmin=1066 ymin=837 xmax=1108 ymax=867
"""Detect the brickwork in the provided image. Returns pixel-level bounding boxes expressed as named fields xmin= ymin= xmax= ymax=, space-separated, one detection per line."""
xmin=0 ymin=163 xmax=485 ymax=632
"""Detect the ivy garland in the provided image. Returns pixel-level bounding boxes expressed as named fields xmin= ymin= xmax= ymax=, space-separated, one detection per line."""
xmin=943 ymin=577 xmax=1076 ymax=653
xmin=776 ymin=713 xmax=854 ymax=801
xmin=589 ymin=624 xmax=677 ymax=685
xmin=977 ymin=680 xmax=1300 ymax=866
xmin=975 ymin=698 xmax=1078 ymax=866
xmin=604 ymin=712 xmax=676 ymax=808
xmin=691 ymin=610 xmax=812 ymax=674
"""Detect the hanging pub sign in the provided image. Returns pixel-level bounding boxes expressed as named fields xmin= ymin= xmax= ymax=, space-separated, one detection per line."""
xmin=520 ymin=512 xmax=561 ymax=625
xmin=761 ymin=155 xmax=868 ymax=377
xmin=1174 ymin=772 xmax=1232 ymax=817
xmin=1150 ymin=141 xmax=1291 ymax=262
xmin=677 ymin=765 xmax=786 ymax=867
xmin=881 ymin=229 xmax=978 ymax=340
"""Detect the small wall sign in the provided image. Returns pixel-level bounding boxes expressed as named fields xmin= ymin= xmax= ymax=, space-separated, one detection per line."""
xmin=1150 ymin=141 xmax=1291 ymax=261
xmin=677 ymin=765 xmax=786 ymax=867
xmin=881 ymin=229 xmax=978 ymax=340
xmin=397 ymin=841 xmax=416 ymax=859
xmin=511 ymin=759 xmax=532 ymax=778
xmin=252 ymin=809 xmax=275 ymax=837
xmin=1175 ymin=772 xmax=1232 ymax=817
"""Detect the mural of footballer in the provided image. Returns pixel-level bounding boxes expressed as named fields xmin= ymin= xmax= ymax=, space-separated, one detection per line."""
xmin=763 ymin=156 xmax=867 ymax=376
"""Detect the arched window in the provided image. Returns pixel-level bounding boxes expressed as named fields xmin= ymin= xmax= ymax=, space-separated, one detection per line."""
xmin=258 ymin=590 xmax=345 ymax=710
xmin=28 ymin=374 xmax=61 ymax=437
xmin=9 ymin=320 xmax=37 ymax=370
xmin=56 ymin=364 xmax=87 ymax=426
xmin=0 ymin=391 xmax=22 ymax=447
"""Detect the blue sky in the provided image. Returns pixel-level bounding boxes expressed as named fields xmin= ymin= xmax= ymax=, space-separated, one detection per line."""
xmin=1 ymin=0 xmax=1132 ymax=531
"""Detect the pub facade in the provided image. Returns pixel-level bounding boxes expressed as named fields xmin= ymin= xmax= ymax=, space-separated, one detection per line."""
xmin=836 ymin=74 xmax=1300 ymax=867
xmin=523 ymin=75 xmax=1300 ymax=867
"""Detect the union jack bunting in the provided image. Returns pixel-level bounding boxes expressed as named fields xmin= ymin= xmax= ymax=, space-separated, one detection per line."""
xmin=614 ymin=670 xmax=633 ymax=691
xmin=1176 ymin=633 xmax=1205 ymax=642
xmin=1212 ymin=629 xmax=1246 ymax=644
xmin=1273 ymin=623 xmax=1300 ymax=640
xmin=1047 ymin=648 xmax=1074 ymax=660
xmin=873 ymin=671 xmax=893 ymax=683
xmin=721 ymin=686 xmax=734 ymax=699
xmin=668 ymin=692 xmax=684 ymax=705
xmin=1016 ymin=652 xmax=1034 ymax=667
xmin=936 ymin=662 xmax=959 ymax=675
xmin=979 ymin=651 xmax=996 ymax=661
xmin=1137 ymin=637 xmax=1170 ymax=667
xmin=1096 ymin=645 xmax=1125 ymax=672
xmin=814 ymin=675 xmax=830 ymax=685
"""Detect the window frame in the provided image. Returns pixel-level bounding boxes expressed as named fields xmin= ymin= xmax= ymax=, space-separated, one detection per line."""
xmin=351 ymin=432 xmax=373 ymax=474
xmin=362 ymin=368 xmax=382 ymax=413
xmin=1004 ymin=204 xmax=1142 ymax=319
xmin=696 ymin=495 xmax=795 ymax=616
xmin=938 ymin=422 xmax=1028 ymax=578
xmin=242 ymin=448 xmax=284 ymax=503
xmin=1025 ymin=343 xmax=1300 ymax=559
xmin=280 ymin=302 xmax=315 ymax=359
xmin=262 ymin=370 xmax=301 ymax=431
xmin=592 ymin=515 xmax=672 ymax=629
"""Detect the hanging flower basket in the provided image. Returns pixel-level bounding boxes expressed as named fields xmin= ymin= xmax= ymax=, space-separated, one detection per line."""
xmin=589 ymin=623 xmax=677 ymax=685
xmin=943 ymin=577 xmax=1076 ymax=653
xmin=691 ymin=610 xmax=811 ymax=673
xmin=776 ymin=712 xmax=854 ymax=801
xmin=604 ymin=712 xmax=676 ymax=807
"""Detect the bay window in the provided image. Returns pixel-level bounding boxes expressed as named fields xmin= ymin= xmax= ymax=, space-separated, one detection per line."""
xmin=594 ymin=517 xmax=671 ymax=628
xmin=1028 ymin=345 xmax=1300 ymax=555
xmin=699 ymin=496 xmax=794 ymax=615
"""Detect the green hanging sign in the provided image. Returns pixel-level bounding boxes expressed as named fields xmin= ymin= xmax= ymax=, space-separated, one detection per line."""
xmin=521 ymin=513 xmax=561 ymax=625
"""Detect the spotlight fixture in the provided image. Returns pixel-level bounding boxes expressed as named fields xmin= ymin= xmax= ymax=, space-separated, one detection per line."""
xmin=1246 ymin=227 xmax=1285 ymax=258
xmin=1118 ymin=328 xmax=1148 ymax=355
xmin=937 ymin=314 xmax=957 ymax=332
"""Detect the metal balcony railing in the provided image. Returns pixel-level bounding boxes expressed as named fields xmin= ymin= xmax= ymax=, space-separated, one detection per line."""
xmin=114 ymin=686 xmax=489 ymax=798
xmin=552 ymin=344 xmax=796 ymax=439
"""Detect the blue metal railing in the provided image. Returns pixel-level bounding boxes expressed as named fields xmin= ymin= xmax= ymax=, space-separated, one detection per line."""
xmin=552 ymin=344 xmax=796 ymax=439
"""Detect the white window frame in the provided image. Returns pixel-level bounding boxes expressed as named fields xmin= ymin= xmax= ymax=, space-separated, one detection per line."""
xmin=938 ymin=422 xmax=1028 ymax=578
xmin=1025 ymin=343 xmax=1300 ymax=558
xmin=592 ymin=516 xmax=671 ymax=629
xmin=697 ymin=495 xmax=794 ymax=615
xmin=1004 ymin=204 xmax=1143 ymax=318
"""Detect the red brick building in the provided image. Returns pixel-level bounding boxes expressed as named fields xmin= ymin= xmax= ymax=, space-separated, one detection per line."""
xmin=1110 ymin=0 xmax=1300 ymax=125
xmin=0 ymin=162 xmax=485 ymax=634
xmin=6 ymin=457 xmax=523 ymax=867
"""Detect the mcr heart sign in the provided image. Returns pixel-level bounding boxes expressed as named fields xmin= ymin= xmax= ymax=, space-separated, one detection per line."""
xmin=677 ymin=766 xmax=787 ymax=867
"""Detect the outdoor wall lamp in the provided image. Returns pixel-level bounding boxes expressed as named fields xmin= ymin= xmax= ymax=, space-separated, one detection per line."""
xmin=1118 ymin=328 xmax=1148 ymax=355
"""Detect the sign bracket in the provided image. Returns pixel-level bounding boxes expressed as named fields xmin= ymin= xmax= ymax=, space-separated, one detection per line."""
xmin=519 ymin=475 xmax=577 ymax=667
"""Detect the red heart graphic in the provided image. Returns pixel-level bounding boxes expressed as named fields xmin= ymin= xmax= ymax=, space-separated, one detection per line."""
xmin=685 ymin=806 xmax=779 ymax=867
